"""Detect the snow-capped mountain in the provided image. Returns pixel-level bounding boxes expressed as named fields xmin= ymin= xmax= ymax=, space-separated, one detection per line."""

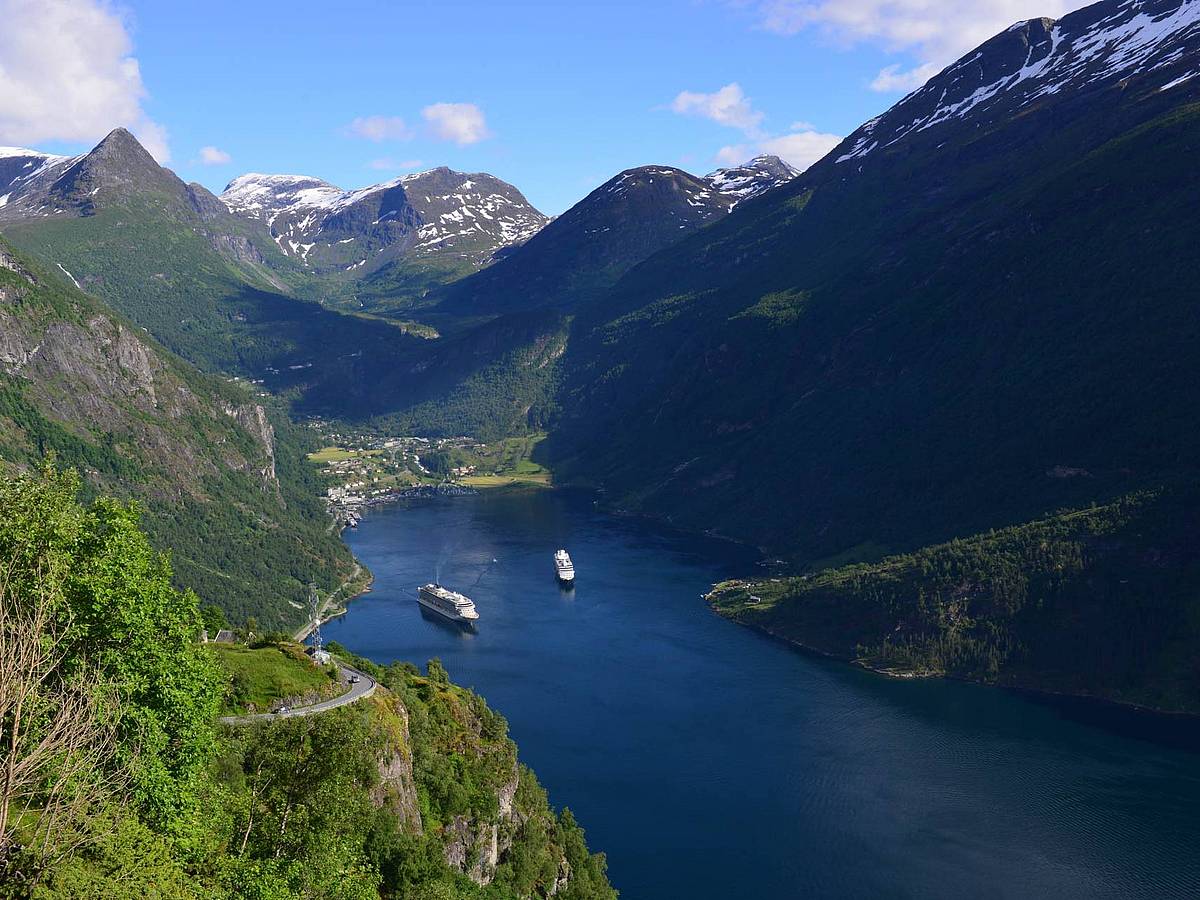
xmin=0 ymin=129 xmax=222 ymax=224
xmin=221 ymin=167 xmax=547 ymax=273
xmin=832 ymin=0 xmax=1200 ymax=169
xmin=436 ymin=158 xmax=797 ymax=317
xmin=704 ymin=155 xmax=800 ymax=204
xmin=589 ymin=155 xmax=798 ymax=219
xmin=0 ymin=147 xmax=81 ymax=218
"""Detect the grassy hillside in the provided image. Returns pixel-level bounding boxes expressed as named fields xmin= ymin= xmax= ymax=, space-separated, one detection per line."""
xmin=209 ymin=642 xmax=339 ymax=715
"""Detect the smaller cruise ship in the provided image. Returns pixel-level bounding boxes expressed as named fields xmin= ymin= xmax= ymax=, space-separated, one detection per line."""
xmin=417 ymin=583 xmax=480 ymax=623
xmin=554 ymin=549 xmax=575 ymax=583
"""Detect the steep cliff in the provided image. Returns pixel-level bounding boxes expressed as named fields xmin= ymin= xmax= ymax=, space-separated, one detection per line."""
xmin=345 ymin=655 xmax=618 ymax=899
xmin=0 ymin=236 xmax=356 ymax=628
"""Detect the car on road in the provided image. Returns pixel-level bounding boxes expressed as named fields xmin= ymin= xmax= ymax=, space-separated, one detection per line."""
xmin=349 ymin=675 xmax=361 ymax=684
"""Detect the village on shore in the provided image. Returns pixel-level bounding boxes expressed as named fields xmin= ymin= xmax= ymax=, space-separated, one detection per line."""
xmin=307 ymin=422 xmax=551 ymax=527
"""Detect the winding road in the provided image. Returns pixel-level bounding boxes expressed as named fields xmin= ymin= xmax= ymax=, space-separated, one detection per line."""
xmin=217 ymin=663 xmax=376 ymax=725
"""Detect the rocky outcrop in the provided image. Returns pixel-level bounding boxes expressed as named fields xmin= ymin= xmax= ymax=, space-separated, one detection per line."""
xmin=225 ymin=403 xmax=279 ymax=491
xmin=186 ymin=182 xmax=228 ymax=221
xmin=442 ymin=765 xmax=529 ymax=887
xmin=209 ymin=232 xmax=266 ymax=266
xmin=370 ymin=698 xmax=422 ymax=834
xmin=0 ymin=245 xmax=34 ymax=284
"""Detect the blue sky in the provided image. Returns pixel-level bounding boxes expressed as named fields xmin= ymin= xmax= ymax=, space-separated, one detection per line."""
xmin=0 ymin=0 xmax=1088 ymax=214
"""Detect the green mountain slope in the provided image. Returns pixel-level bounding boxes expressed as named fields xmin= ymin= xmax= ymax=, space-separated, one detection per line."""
xmin=0 ymin=237 xmax=356 ymax=628
xmin=546 ymin=4 xmax=1200 ymax=564
xmin=2 ymin=470 xmax=615 ymax=899
xmin=0 ymin=129 xmax=427 ymax=409
xmin=709 ymin=486 xmax=1200 ymax=712
xmin=434 ymin=161 xmax=794 ymax=320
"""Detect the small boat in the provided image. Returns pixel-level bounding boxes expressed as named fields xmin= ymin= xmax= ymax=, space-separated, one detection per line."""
xmin=417 ymin=583 xmax=480 ymax=623
xmin=554 ymin=549 xmax=575 ymax=583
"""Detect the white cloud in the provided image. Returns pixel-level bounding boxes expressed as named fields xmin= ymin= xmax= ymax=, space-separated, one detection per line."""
xmin=716 ymin=126 xmax=841 ymax=172
xmin=715 ymin=144 xmax=751 ymax=165
xmin=670 ymin=83 xmax=764 ymax=134
xmin=758 ymin=130 xmax=842 ymax=168
xmin=421 ymin=103 xmax=491 ymax=145
xmin=368 ymin=157 xmax=423 ymax=171
xmin=752 ymin=0 xmax=1085 ymax=92
xmin=348 ymin=115 xmax=413 ymax=142
xmin=198 ymin=145 xmax=231 ymax=165
xmin=869 ymin=62 xmax=943 ymax=92
xmin=0 ymin=0 xmax=170 ymax=161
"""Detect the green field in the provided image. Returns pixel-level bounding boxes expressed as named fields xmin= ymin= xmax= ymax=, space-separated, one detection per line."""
xmin=460 ymin=471 xmax=552 ymax=488
xmin=307 ymin=446 xmax=383 ymax=463
xmin=209 ymin=642 xmax=338 ymax=715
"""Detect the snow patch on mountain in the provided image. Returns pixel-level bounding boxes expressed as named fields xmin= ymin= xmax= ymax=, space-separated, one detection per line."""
xmin=835 ymin=0 xmax=1200 ymax=165
xmin=0 ymin=148 xmax=85 ymax=221
xmin=221 ymin=168 xmax=547 ymax=268
xmin=704 ymin=155 xmax=800 ymax=205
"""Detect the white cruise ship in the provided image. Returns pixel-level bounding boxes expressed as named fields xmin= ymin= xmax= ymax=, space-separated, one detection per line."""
xmin=554 ymin=549 xmax=575 ymax=583
xmin=417 ymin=583 xmax=480 ymax=623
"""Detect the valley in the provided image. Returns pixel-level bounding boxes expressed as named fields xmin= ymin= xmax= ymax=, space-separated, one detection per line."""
xmin=2 ymin=0 xmax=1200 ymax=896
xmin=3 ymin=0 xmax=1198 ymax=713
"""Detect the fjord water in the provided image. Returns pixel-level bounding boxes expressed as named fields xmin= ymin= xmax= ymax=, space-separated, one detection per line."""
xmin=326 ymin=490 xmax=1200 ymax=899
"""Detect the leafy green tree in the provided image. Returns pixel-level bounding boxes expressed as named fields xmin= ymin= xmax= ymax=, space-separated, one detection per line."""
xmin=200 ymin=604 xmax=228 ymax=636
xmin=223 ymin=710 xmax=382 ymax=899
xmin=0 ymin=464 xmax=221 ymax=830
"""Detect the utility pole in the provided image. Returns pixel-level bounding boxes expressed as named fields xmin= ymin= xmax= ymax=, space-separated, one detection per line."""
xmin=308 ymin=582 xmax=324 ymax=658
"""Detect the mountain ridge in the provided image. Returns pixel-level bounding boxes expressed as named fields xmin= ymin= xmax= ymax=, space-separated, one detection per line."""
xmin=431 ymin=156 xmax=798 ymax=318
xmin=544 ymin=0 xmax=1200 ymax=559
xmin=220 ymin=165 xmax=547 ymax=275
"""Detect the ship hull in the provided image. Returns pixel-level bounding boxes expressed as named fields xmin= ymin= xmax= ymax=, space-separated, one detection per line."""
xmin=417 ymin=600 xmax=477 ymax=630
xmin=417 ymin=585 xmax=479 ymax=624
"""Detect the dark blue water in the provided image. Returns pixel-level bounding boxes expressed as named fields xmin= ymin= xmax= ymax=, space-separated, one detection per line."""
xmin=325 ymin=489 xmax=1200 ymax=899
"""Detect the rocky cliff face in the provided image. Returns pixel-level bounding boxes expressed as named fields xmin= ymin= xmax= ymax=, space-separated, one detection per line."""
xmin=442 ymin=767 xmax=521 ymax=885
xmin=359 ymin=671 xmax=608 ymax=897
xmin=0 ymin=238 xmax=351 ymax=631
xmin=0 ymin=261 xmax=283 ymax=497
xmin=224 ymin=402 xmax=279 ymax=492
xmin=369 ymin=696 xmax=423 ymax=834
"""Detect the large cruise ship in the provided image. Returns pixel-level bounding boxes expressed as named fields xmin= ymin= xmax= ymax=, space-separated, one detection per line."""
xmin=554 ymin=549 xmax=575 ymax=584
xmin=417 ymin=583 xmax=480 ymax=623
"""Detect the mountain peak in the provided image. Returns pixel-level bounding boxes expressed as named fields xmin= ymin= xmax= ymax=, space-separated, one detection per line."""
xmin=830 ymin=0 xmax=1200 ymax=168
xmin=221 ymin=166 xmax=547 ymax=271
xmin=96 ymin=125 xmax=138 ymax=146
xmin=0 ymin=127 xmax=176 ymax=221
xmin=704 ymin=155 xmax=800 ymax=203
xmin=87 ymin=127 xmax=160 ymax=168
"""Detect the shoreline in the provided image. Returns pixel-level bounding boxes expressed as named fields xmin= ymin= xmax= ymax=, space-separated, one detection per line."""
xmin=294 ymin=564 xmax=374 ymax=642
xmin=708 ymin=600 xmax=1200 ymax=728
xmin=321 ymin=479 xmax=1199 ymax=732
